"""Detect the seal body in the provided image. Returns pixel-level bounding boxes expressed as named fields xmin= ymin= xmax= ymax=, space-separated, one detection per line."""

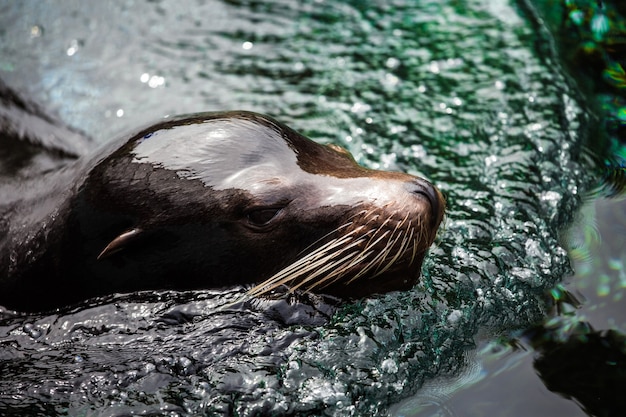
xmin=0 ymin=111 xmax=444 ymax=312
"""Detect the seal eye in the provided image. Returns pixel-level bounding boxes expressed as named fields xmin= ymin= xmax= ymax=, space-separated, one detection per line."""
xmin=246 ymin=207 xmax=282 ymax=227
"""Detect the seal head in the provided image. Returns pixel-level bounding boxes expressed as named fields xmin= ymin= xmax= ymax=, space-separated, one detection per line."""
xmin=0 ymin=111 xmax=444 ymax=310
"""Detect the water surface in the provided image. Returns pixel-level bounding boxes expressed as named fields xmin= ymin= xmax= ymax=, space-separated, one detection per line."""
xmin=0 ymin=1 xmax=621 ymax=416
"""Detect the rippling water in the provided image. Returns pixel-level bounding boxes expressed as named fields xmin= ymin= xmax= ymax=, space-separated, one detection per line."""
xmin=0 ymin=1 xmax=611 ymax=416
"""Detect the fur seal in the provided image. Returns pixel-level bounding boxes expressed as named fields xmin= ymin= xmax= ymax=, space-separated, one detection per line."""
xmin=0 ymin=110 xmax=445 ymax=312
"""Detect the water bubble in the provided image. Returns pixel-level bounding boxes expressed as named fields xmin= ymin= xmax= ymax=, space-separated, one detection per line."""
xmin=148 ymin=75 xmax=165 ymax=88
xmin=380 ymin=153 xmax=397 ymax=169
xmin=485 ymin=155 xmax=497 ymax=167
xmin=385 ymin=57 xmax=400 ymax=69
xmin=389 ymin=125 xmax=406 ymax=134
xmin=540 ymin=191 xmax=561 ymax=206
xmin=140 ymin=73 xmax=165 ymax=88
xmin=410 ymin=144 xmax=426 ymax=159
xmin=591 ymin=13 xmax=610 ymax=41
xmin=23 ymin=323 xmax=42 ymax=339
xmin=350 ymin=102 xmax=371 ymax=113
xmin=447 ymin=310 xmax=462 ymax=324
xmin=380 ymin=358 xmax=398 ymax=374
xmin=569 ymin=10 xmax=584 ymax=26
xmin=30 ymin=25 xmax=43 ymax=38
xmin=383 ymin=73 xmax=399 ymax=86
xmin=66 ymin=39 xmax=80 ymax=56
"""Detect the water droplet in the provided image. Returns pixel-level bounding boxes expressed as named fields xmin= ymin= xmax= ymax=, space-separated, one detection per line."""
xmin=591 ymin=13 xmax=610 ymax=41
xmin=23 ymin=323 xmax=42 ymax=339
xmin=30 ymin=25 xmax=43 ymax=38
xmin=380 ymin=358 xmax=398 ymax=374
xmin=385 ymin=57 xmax=400 ymax=69
xmin=350 ymin=102 xmax=371 ymax=113
xmin=485 ymin=155 xmax=497 ymax=167
xmin=148 ymin=75 xmax=165 ymax=88
xmin=428 ymin=61 xmax=440 ymax=74
xmin=447 ymin=310 xmax=462 ymax=323
xmin=569 ymin=10 xmax=584 ymax=26
xmin=66 ymin=40 xmax=79 ymax=56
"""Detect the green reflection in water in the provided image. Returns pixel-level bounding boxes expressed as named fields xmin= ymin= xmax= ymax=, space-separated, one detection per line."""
xmin=0 ymin=0 xmax=620 ymax=415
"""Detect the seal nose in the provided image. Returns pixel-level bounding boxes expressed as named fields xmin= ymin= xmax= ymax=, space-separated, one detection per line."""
xmin=408 ymin=179 xmax=441 ymax=224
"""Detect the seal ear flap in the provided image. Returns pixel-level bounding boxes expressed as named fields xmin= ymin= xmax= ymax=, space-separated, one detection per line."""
xmin=327 ymin=143 xmax=351 ymax=156
xmin=97 ymin=228 xmax=143 ymax=260
xmin=327 ymin=143 xmax=357 ymax=163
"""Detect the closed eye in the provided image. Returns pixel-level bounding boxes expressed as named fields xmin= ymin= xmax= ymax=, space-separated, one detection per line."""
xmin=246 ymin=207 xmax=283 ymax=228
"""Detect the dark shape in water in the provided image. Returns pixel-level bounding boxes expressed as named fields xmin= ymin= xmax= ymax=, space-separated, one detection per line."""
xmin=530 ymin=323 xmax=626 ymax=417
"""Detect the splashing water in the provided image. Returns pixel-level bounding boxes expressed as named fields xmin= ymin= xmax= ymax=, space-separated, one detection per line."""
xmin=0 ymin=0 xmax=600 ymax=416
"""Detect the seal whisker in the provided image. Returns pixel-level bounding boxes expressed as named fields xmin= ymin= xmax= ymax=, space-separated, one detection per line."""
xmin=407 ymin=226 xmax=418 ymax=266
xmin=344 ymin=234 xmax=396 ymax=284
xmin=288 ymin=250 xmax=362 ymax=292
xmin=367 ymin=212 xmax=410 ymax=274
xmin=253 ymin=248 xmax=355 ymax=296
xmin=288 ymin=207 xmax=370 ymax=259
xmin=293 ymin=221 xmax=356 ymax=258
xmin=305 ymin=236 xmax=385 ymax=290
xmin=247 ymin=201 xmax=436 ymax=297
xmin=375 ymin=228 xmax=412 ymax=277
xmin=247 ymin=232 xmax=362 ymax=297
xmin=287 ymin=240 xmax=361 ymax=281
xmin=341 ymin=214 xmax=410 ymax=285
xmin=369 ymin=231 xmax=402 ymax=277
xmin=347 ymin=214 xmax=408 ymax=284
xmin=290 ymin=226 xmax=384 ymax=291
xmin=278 ymin=231 xmax=375 ymax=288
xmin=321 ymin=249 xmax=376 ymax=287
xmin=252 ymin=221 xmax=388 ymax=296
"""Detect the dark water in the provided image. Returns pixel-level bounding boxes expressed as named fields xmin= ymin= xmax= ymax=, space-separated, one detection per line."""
xmin=0 ymin=0 xmax=624 ymax=416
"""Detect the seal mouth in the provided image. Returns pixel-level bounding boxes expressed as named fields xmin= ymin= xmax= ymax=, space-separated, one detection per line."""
xmin=247 ymin=205 xmax=435 ymax=299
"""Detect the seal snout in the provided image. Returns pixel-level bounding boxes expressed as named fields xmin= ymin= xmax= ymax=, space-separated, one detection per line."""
xmin=406 ymin=179 xmax=443 ymax=225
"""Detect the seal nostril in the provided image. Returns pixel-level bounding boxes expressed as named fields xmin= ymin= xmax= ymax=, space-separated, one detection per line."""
xmin=408 ymin=180 xmax=440 ymax=224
